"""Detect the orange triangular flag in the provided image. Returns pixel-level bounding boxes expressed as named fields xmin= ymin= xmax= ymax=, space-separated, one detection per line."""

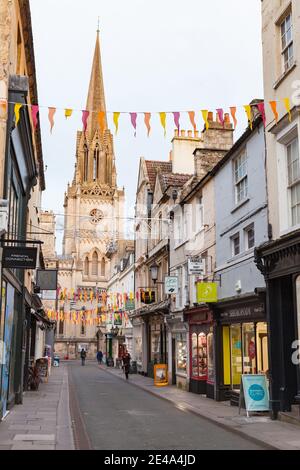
xmin=269 ymin=101 xmax=279 ymax=124
xmin=98 ymin=111 xmax=106 ymax=134
xmin=230 ymin=107 xmax=237 ymax=129
xmin=188 ymin=111 xmax=197 ymax=132
xmin=48 ymin=107 xmax=56 ymax=133
xmin=144 ymin=112 xmax=151 ymax=136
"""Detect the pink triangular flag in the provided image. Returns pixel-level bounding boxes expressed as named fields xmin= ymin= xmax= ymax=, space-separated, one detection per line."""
xmin=257 ymin=103 xmax=266 ymax=127
xmin=173 ymin=112 xmax=180 ymax=132
xmin=82 ymin=110 xmax=90 ymax=132
xmin=130 ymin=112 xmax=137 ymax=137
xmin=31 ymin=105 xmax=39 ymax=130
xmin=216 ymin=108 xmax=225 ymax=126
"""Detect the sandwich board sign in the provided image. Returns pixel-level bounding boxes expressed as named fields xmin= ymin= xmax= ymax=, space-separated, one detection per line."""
xmin=239 ymin=374 xmax=269 ymax=417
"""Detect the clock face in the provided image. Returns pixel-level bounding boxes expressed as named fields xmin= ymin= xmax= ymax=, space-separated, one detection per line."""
xmin=90 ymin=209 xmax=103 ymax=224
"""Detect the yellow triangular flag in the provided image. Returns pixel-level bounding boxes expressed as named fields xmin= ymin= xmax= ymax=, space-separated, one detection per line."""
xmin=14 ymin=103 xmax=22 ymax=126
xmin=65 ymin=108 xmax=73 ymax=119
xmin=243 ymin=105 xmax=253 ymax=130
xmin=283 ymin=98 xmax=292 ymax=122
xmin=113 ymin=112 xmax=120 ymax=135
xmin=201 ymin=110 xmax=209 ymax=130
xmin=159 ymin=112 xmax=167 ymax=137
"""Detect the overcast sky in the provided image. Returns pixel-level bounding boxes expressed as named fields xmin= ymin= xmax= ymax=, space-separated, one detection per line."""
xmin=29 ymin=0 xmax=263 ymax=253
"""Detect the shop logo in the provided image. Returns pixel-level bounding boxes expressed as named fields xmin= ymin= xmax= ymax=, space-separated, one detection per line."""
xmin=248 ymin=384 xmax=265 ymax=401
xmin=292 ymin=340 xmax=300 ymax=365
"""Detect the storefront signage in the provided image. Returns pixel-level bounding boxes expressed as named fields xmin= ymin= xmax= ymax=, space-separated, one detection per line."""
xmin=125 ymin=300 xmax=135 ymax=311
xmin=188 ymin=259 xmax=204 ymax=275
xmin=220 ymin=304 xmax=265 ymax=321
xmin=164 ymin=276 xmax=178 ymax=294
xmin=240 ymin=374 xmax=269 ymax=416
xmin=36 ymin=269 xmax=58 ymax=290
xmin=2 ymin=246 xmax=37 ymax=269
xmin=196 ymin=282 xmax=218 ymax=303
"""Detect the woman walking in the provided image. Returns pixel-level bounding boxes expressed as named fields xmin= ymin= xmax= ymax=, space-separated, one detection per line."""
xmin=122 ymin=351 xmax=131 ymax=380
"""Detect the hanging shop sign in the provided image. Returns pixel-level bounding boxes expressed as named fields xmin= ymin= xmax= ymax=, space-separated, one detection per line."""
xmin=164 ymin=276 xmax=178 ymax=294
xmin=239 ymin=374 xmax=269 ymax=417
xmin=196 ymin=282 xmax=218 ymax=303
xmin=36 ymin=269 xmax=58 ymax=290
xmin=188 ymin=259 xmax=204 ymax=275
xmin=2 ymin=246 xmax=37 ymax=269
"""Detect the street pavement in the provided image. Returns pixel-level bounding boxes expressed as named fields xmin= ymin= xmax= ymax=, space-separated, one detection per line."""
xmin=68 ymin=361 xmax=265 ymax=450
xmin=0 ymin=364 xmax=74 ymax=450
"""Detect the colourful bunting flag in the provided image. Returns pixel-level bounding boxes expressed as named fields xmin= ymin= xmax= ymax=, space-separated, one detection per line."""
xmin=230 ymin=106 xmax=237 ymax=129
xmin=269 ymin=101 xmax=279 ymax=124
xmin=216 ymin=108 xmax=225 ymax=126
xmin=65 ymin=108 xmax=73 ymax=119
xmin=188 ymin=111 xmax=197 ymax=132
xmin=159 ymin=112 xmax=167 ymax=137
xmin=98 ymin=111 xmax=106 ymax=134
xmin=144 ymin=112 xmax=151 ymax=136
xmin=201 ymin=110 xmax=209 ymax=130
xmin=283 ymin=98 xmax=292 ymax=122
xmin=31 ymin=105 xmax=39 ymax=130
xmin=48 ymin=107 xmax=56 ymax=133
xmin=257 ymin=102 xmax=266 ymax=127
xmin=130 ymin=112 xmax=137 ymax=137
xmin=243 ymin=105 xmax=253 ymax=130
xmin=82 ymin=110 xmax=89 ymax=132
xmin=173 ymin=112 xmax=180 ymax=132
xmin=113 ymin=112 xmax=120 ymax=135
xmin=14 ymin=103 xmax=22 ymax=126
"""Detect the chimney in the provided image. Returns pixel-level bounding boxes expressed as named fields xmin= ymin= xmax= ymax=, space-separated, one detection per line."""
xmin=208 ymin=111 xmax=213 ymax=122
xmin=181 ymin=130 xmax=186 ymax=137
xmin=174 ymin=129 xmax=179 ymax=137
xmin=194 ymin=130 xmax=199 ymax=138
xmin=169 ymin=150 xmax=172 ymax=162
xmin=187 ymin=130 xmax=193 ymax=137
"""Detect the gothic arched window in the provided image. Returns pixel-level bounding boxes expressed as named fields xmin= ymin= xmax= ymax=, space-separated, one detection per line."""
xmin=83 ymin=145 xmax=88 ymax=182
xmin=101 ymin=258 xmax=106 ymax=277
xmin=92 ymin=251 xmax=98 ymax=276
xmin=84 ymin=257 xmax=89 ymax=276
xmin=94 ymin=145 xmax=99 ymax=181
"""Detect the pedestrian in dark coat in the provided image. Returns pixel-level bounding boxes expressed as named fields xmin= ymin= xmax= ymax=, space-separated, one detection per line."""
xmin=80 ymin=349 xmax=87 ymax=366
xmin=122 ymin=352 xmax=131 ymax=380
xmin=96 ymin=350 xmax=103 ymax=364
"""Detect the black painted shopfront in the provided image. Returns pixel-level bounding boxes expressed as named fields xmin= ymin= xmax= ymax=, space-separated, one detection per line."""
xmin=255 ymin=232 xmax=300 ymax=417
xmin=213 ymin=294 xmax=268 ymax=404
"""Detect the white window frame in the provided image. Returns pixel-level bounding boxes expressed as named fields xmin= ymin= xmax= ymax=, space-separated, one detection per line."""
xmin=287 ymin=137 xmax=300 ymax=227
xmin=244 ymin=223 xmax=255 ymax=251
xmin=280 ymin=12 xmax=293 ymax=73
xmin=231 ymin=233 xmax=240 ymax=257
xmin=234 ymin=151 xmax=248 ymax=205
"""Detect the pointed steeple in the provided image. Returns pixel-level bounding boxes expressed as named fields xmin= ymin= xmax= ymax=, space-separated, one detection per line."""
xmin=86 ymin=30 xmax=107 ymax=138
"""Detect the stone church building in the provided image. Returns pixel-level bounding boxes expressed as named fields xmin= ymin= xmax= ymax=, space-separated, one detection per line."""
xmin=41 ymin=31 xmax=124 ymax=359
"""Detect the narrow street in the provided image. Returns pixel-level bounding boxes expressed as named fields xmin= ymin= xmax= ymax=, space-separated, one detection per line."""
xmin=68 ymin=362 xmax=264 ymax=450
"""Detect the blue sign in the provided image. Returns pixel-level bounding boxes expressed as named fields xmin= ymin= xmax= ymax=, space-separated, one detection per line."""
xmin=242 ymin=374 xmax=269 ymax=412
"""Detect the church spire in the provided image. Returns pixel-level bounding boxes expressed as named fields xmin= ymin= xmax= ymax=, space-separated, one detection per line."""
xmin=85 ymin=29 xmax=107 ymax=137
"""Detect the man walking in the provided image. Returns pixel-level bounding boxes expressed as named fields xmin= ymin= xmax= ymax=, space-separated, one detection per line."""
xmin=122 ymin=351 xmax=131 ymax=380
xmin=80 ymin=348 xmax=87 ymax=366
xmin=96 ymin=350 xmax=103 ymax=364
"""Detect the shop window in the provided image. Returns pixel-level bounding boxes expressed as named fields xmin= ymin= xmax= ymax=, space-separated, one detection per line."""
xmin=207 ymin=330 xmax=214 ymax=384
xmin=176 ymin=334 xmax=187 ymax=374
xmin=242 ymin=323 xmax=256 ymax=374
xmin=191 ymin=332 xmax=207 ymax=379
xmin=230 ymin=324 xmax=242 ymax=387
xmin=256 ymin=322 xmax=269 ymax=374
xmin=150 ymin=323 xmax=161 ymax=364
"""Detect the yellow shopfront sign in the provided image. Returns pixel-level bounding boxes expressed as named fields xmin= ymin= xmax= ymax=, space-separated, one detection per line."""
xmin=196 ymin=282 xmax=218 ymax=303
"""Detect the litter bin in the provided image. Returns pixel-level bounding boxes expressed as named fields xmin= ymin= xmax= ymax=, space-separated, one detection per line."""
xmin=53 ymin=355 xmax=60 ymax=367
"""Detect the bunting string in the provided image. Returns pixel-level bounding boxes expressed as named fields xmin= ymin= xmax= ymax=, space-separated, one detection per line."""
xmin=2 ymin=97 xmax=296 ymax=136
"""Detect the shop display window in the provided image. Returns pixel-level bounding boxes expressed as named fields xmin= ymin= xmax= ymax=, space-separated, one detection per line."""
xmin=191 ymin=331 xmax=207 ymax=379
xmin=242 ymin=323 xmax=256 ymax=374
xmin=207 ymin=331 xmax=214 ymax=384
xmin=256 ymin=322 xmax=268 ymax=374
xmin=230 ymin=324 xmax=242 ymax=387
xmin=176 ymin=334 xmax=187 ymax=374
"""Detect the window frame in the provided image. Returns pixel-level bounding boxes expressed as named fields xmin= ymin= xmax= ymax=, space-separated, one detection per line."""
xmin=234 ymin=151 xmax=248 ymax=205
xmin=244 ymin=223 xmax=255 ymax=251
xmin=231 ymin=233 xmax=240 ymax=257
xmin=280 ymin=12 xmax=294 ymax=72
xmin=286 ymin=137 xmax=300 ymax=227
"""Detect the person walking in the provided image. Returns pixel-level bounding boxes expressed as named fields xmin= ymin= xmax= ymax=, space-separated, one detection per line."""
xmin=80 ymin=348 xmax=87 ymax=366
xmin=96 ymin=350 xmax=103 ymax=364
xmin=122 ymin=351 xmax=131 ymax=380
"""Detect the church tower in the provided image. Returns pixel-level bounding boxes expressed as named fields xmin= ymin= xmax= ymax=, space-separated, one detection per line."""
xmin=55 ymin=30 xmax=125 ymax=359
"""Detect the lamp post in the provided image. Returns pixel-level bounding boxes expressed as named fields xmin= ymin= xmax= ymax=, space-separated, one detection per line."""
xmin=150 ymin=262 xmax=159 ymax=284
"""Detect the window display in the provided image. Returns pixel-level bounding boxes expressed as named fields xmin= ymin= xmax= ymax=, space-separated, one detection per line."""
xmin=151 ymin=323 xmax=161 ymax=363
xmin=207 ymin=331 xmax=214 ymax=384
xmin=230 ymin=324 xmax=242 ymax=386
xmin=191 ymin=331 xmax=207 ymax=379
xmin=176 ymin=334 xmax=187 ymax=374
xmin=242 ymin=323 xmax=256 ymax=374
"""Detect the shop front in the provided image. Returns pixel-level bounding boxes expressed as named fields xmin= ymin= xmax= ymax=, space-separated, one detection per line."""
xmin=255 ymin=233 xmax=300 ymax=416
xmin=214 ymin=295 xmax=268 ymax=404
xmin=184 ymin=306 xmax=215 ymax=398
